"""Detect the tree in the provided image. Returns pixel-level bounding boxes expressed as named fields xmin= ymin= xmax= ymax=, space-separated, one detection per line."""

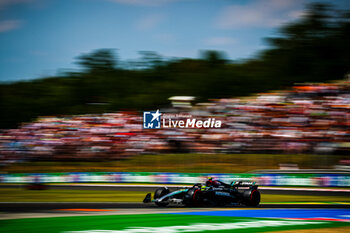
xmin=138 ymin=51 xmax=164 ymax=69
xmin=262 ymin=3 xmax=350 ymax=83
xmin=200 ymin=50 xmax=227 ymax=67
xmin=76 ymin=49 xmax=117 ymax=73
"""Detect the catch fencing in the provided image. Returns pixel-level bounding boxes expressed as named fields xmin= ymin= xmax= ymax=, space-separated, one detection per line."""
xmin=1 ymin=172 xmax=349 ymax=187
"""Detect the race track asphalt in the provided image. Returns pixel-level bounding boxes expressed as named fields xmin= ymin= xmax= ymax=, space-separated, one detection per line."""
xmin=2 ymin=184 xmax=350 ymax=196
xmin=1 ymin=202 xmax=350 ymax=212
xmin=1 ymin=184 xmax=349 ymax=213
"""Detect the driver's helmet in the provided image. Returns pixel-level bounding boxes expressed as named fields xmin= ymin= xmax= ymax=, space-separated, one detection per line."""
xmin=206 ymin=177 xmax=214 ymax=186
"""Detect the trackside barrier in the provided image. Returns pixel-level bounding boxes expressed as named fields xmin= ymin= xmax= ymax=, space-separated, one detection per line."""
xmin=0 ymin=172 xmax=349 ymax=187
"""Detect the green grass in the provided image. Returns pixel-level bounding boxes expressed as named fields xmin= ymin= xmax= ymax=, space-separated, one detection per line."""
xmin=1 ymin=214 xmax=348 ymax=233
xmin=0 ymin=153 xmax=344 ymax=173
xmin=0 ymin=188 xmax=349 ymax=203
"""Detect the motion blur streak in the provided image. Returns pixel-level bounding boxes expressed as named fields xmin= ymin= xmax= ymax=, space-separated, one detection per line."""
xmin=1 ymin=82 xmax=349 ymax=163
xmin=63 ymin=220 xmax=325 ymax=233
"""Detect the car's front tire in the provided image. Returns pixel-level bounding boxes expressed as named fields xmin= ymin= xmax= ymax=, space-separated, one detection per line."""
xmin=154 ymin=187 xmax=170 ymax=207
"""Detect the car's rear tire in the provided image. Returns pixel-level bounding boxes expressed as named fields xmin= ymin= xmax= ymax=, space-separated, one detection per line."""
xmin=243 ymin=189 xmax=260 ymax=206
xmin=183 ymin=188 xmax=202 ymax=207
xmin=154 ymin=187 xmax=170 ymax=207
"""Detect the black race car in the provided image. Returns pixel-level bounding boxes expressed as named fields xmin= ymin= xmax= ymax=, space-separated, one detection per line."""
xmin=143 ymin=180 xmax=260 ymax=207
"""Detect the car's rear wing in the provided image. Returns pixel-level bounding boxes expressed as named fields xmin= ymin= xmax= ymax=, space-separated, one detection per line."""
xmin=231 ymin=181 xmax=258 ymax=189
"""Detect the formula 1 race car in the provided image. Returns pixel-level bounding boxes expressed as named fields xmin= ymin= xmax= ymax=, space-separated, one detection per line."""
xmin=143 ymin=179 xmax=260 ymax=207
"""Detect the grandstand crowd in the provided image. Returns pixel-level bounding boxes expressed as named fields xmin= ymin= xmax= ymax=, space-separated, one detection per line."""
xmin=1 ymin=81 xmax=349 ymax=163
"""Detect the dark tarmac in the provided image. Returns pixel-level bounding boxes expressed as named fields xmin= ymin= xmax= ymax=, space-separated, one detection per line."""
xmin=1 ymin=202 xmax=350 ymax=213
xmin=1 ymin=184 xmax=349 ymax=213
xmin=2 ymin=184 xmax=350 ymax=196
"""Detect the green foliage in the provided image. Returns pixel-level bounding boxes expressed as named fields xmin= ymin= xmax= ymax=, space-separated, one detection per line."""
xmin=77 ymin=49 xmax=117 ymax=72
xmin=1 ymin=3 xmax=349 ymax=129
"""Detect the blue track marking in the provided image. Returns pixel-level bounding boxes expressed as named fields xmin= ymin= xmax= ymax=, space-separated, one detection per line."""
xmin=168 ymin=209 xmax=350 ymax=221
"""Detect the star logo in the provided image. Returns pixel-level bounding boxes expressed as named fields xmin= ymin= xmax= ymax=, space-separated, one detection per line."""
xmin=150 ymin=109 xmax=161 ymax=122
xmin=143 ymin=109 xmax=162 ymax=129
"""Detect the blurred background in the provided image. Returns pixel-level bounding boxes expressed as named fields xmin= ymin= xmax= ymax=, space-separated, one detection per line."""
xmin=0 ymin=0 xmax=349 ymax=180
xmin=2 ymin=4 xmax=350 ymax=233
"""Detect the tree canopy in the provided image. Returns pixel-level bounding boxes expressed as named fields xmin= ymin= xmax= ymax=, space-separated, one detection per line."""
xmin=1 ymin=3 xmax=349 ymax=129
